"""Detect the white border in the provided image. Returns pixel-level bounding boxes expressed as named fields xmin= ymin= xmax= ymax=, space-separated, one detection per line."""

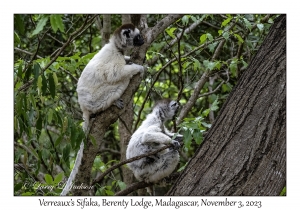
xmin=4 ymin=0 xmax=299 ymax=209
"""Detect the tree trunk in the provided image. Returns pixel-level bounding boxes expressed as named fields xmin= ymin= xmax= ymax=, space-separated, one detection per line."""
xmin=168 ymin=15 xmax=286 ymax=196
xmin=101 ymin=15 xmax=111 ymax=46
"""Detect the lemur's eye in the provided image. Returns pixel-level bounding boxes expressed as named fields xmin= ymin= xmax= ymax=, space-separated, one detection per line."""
xmin=123 ymin=29 xmax=131 ymax=38
xmin=171 ymin=101 xmax=178 ymax=107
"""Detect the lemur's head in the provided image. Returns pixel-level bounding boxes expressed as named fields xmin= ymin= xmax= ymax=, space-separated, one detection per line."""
xmin=114 ymin=23 xmax=144 ymax=49
xmin=154 ymin=99 xmax=180 ymax=121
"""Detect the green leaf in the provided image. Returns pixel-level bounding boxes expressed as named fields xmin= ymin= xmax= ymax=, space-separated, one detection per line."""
xmin=32 ymin=16 xmax=49 ymax=36
xmin=52 ymin=72 xmax=58 ymax=86
xmin=165 ymin=27 xmax=177 ymax=38
xmin=62 ymin=145 xmax=71 ymax=163
xmin=257 ymin=23 xmax=264 ymax=31
xmin=105 ymin=190 xmax=114 ymax=196
xmin=243 ymin=18 xmax=252 ymax=30
xmin=48 ymin=73 xmax=56 ymax=99
xmin=201 ymin=122 xmax=211 ymax=128
xmin=203 ymin=109 xmax=210 ymax=117
xmin=268 ymin=18 xmax=274 ymax=24
xmin=53 ymin=172 xmax=64 ymax=184
xmin=37 ymin=75 xmax=42 ymax=95
xmin=117 ymin=181 xmax=126 ymax=190
xmin=182 ymin=15 xmax=189 ymax=25
xmin=54 ymin=135 xmax=63 ymax=147
xmin=193 ymin=130 xmax=203 ymax=145
xmin=203 ymin=60 xmax=209 ymax=68
xmin=44 ymin=174 xmax=53 ymax=185
xmin=221 ymin=17 xmax=232 ymax=27
xmin=33 ymin=63 xmax=40 ymax=86
xmin=218 ymin=30 xmax=223 ymax=36
xmin=14 ymin=183 xmax=23 ymax=192
xmin=215 ymin=61 xmax=222 ymax=70
xmin=15 ymin=15 xmax=25 ymax=35
xmin=222 ymin=31 xmax=230 ymax=40
xmin=17 ymin=62 xmax=23 ymax=78
xmin=22 ymin=192 xmax=34 ymax=196
xmin=200 ymin=34 xmax=207 ymax=44
xmin=50 ymin=15 xmax=58 ymax=33
xmin=41 ymin=74 xmax=47 ymax=95
xmin=36 ymin=114 xmax=43 ymax=138
xmin=208 ymin=42 xmax=218 ymax=53
xmin=193 ymin=59 xmax=201 ymax=70
xmin=210 ymin=97 xmax=219 ymax=111
xmin=47 ymin=109 xmax=53 ymax=123
xmin=191 ymin=16 xmax=197 ymax=22
xmin=234 ymin=33 xmax=244 ymax=45
xmin=177 ymin=162 xmax=187 ymax=172
xmin=242 ymin=60 xmax=248 ymax=69
xmin=183 ymin=129 xmax=193 ymax=149
xmin=50 ymin=14 xmax=65 ymax=33
xmin=207 ymin=61 xmax=216 ymax=71
xmin=206 ymin=33 xmax=213 ymax=41
xmin=229 ymin=61 xmax=238 ymax=76
xmin=14 ymin=31 xmax=21 ymax=44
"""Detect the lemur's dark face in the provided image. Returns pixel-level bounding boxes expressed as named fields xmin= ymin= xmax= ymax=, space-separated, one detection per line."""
xmin=121 ymin=27 xmax=144 ymax=47
xmin=133 ymin=33 xmax=144 ymax=46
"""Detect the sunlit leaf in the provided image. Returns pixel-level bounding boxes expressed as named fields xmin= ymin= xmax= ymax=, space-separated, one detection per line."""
xmin=54 ymin=172 xmax=64 ymax=184
xmin=165 ymin=27 xmax=177 ymax=38
xmin=44 ymin=174 xmax=53 ymax=185
xmin=221 ymin=17 xmax=232 ymax=27
xmin=32 ymin=16 xmax=49 ymax=36
xmin=234 ymin=33 xmax=244 ymax=45
xmin=200 ymin=34 xmax=207 ymax=44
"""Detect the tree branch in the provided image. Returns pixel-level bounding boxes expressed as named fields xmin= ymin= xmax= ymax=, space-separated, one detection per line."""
xmin=92 ymin=144 xmax=173 ymax=185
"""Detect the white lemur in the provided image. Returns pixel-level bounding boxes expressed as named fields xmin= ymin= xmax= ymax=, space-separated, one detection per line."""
xmin=126 ymin=99 xmax=183 ymax=185
xmin=60 ymin=24 xmax=144 ymax=196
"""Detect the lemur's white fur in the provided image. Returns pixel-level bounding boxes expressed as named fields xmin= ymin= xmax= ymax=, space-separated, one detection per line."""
xmin=126 ymin=99 xmax=183 ymax=183
xmin=60 ymin=24 xmax=144 ymax=196
xmin=77 ymin=23 xmax=144 ymax=132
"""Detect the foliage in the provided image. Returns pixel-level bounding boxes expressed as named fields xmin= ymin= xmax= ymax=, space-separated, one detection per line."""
xmin=14 ymin=14 xmax=275 ymax=195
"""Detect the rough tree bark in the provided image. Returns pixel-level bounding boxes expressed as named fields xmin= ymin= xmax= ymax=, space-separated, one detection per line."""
xmin=72 ymin=14 xmax=184 ymax=196
xmin=168 ymin=15 xmax=286 ymax=196
xmin=101 ymin=15 xmax=111 ymax=46
xmin=118 ymin=14 xmax=136 ymax=190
